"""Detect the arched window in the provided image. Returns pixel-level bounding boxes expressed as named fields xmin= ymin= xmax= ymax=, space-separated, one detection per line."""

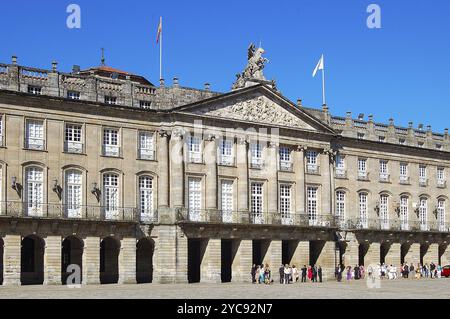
xmin=336 ymin=191 xmax=345 ymax=223
xmin=359 ymin=193 xmax=368 ymax=228
xmin=400 ymin=196 xmax=409 ymax=230
xmin=103 ymin=173 xmax=119 ymax=220
xmin=419 ymin=198 xmax=428 ymax=231
xmin=25 ymin=166 xmax=44 ymax=217
xmin=65 ymin=170 xmax=82 ymax=218
xmin=139 ymin=175 xmax=154 ymax=222
xmin=438 ymin=199 xmax=446 ymax=231
xmin=380 ymin=194 xmax=389 ymax=229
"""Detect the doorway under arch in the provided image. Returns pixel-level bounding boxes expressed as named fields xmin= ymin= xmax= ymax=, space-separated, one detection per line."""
xmin=61 ymin=236 xmax=84 ymax=285
xmin=21 ymin=235 xmax=45 ymax=285
xmin=100 ymin=237 xmax=120 ymax=284
xmin=136 ymin=238 xmax=154 ymax=284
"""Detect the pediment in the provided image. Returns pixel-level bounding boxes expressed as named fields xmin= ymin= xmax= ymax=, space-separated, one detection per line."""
xmin=178 ymin=85 xmax=333 ymax=133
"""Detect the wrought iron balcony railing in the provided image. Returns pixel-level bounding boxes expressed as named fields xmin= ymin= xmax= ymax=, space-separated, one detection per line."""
xmin=342 ymin=218 xmax=449 ymax=233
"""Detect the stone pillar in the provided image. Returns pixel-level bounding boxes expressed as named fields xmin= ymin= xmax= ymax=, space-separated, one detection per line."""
xmin=153 ymin=225 xmax=188 ymax=283
xmin=205 ymin=136 xmax=218 ymax=211
xmin=263 ymin=240 xmax=282 ymax=283
xmin=44 ymin=236 xmax=62 ymax=285
xmin=321 ymin=150 xmax=331 ymax=216
xmin=290 ymin=241 xmax=310 ymax=268
xmin=231 ymin=239 xmax=253 ymax=283
xmin=365 ymin=242 xmax=381 ymax=266
xmin=422 ymin=243 xmax=439 ymax=265
xmin=119 ymin=238 xmax=137 ymax=284
xmin=384 ymin=242 xmax=401 ymax=266
xmin=3 ymin=235 xmax=21 ymax=286
xmin=200 ymin=239 xmax=221 ymax=283
xmin=158 ymin=131 xmax=170 ymax=210
xmin=315 ymin=241 xmax=336 ymax=281
xmin=295 ymin=147 xmax=306 ymax=216
xmin=237 ymin=138 xmax=248 ymax=216
xmin=439 ymin=244 xmax=450 ymax=266
xmin=343 ymin=239 xmax=359 ymax=268
xmin=82 ymin=237 xmax=100 ymax=285
xmin=404 ymin=243 xmax=420 ymax=265
xmin=170 ymin=129 xmax=184 ymax=209
xmin=267 ymin=143 xmax=278 ymax=219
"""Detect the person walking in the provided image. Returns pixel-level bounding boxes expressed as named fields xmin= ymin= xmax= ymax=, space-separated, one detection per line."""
xmin=301 ymin=265 xmax=307 ymax=283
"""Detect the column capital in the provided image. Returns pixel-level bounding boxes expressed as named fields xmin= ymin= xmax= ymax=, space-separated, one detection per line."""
xmin=296 ymin=145 xmax=307 ymax=152
xmin=269 ymin=141 xmax=278 ymax=149
xmin=172 ymin=128 xmax=185 ymax=140
xmin=205 ymin=133 xmax=218 ymax=142
xmin=237 ymin=137 xmax=248 ymax=146
xmin=158 ymin=130 xmax=172 ymax=138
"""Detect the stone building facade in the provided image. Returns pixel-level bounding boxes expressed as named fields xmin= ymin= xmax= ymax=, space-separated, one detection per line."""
xmin=0 ymin=51 xmax=449 ymax=286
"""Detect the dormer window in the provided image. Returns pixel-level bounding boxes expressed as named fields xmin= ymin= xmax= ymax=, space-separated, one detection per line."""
xmin=105 ymin=96 xmax=117 ymax=105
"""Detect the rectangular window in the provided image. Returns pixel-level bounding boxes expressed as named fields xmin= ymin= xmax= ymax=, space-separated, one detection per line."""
xmin=358 ymin=158 xmax=367 ymax=179
xmin=187 ymin=136 xmax=202 ymax=163
xmin=26 ymin=120 xmax=45 ymax=150
xmin=399 ymin=138 xmax=406 ymax=145
xmin=67 ymin=91 xmax=80 ymax=100
xmin=335 ymin=155 xmax=346 ymax=178
xmin=65 ymin=124 xmax=83 ymax=154
xmin=379 ymin=160 xmax=389 ymax=181
xmin=379 ymin=136 xmax=386 ymax=142
xmin=357 ymin=132 xmax=365 ymax=140
xmin=25 ymin=167 xmax=44 ymax=217
xmin=400 ymin=197 xmax=409 ymax=230
xmin=139 ymin=176 xmax=154 ymax=222
xmin=104 ymin=96 xmax=117 ymax=105
xmin=307 ymin=187 xmax=318 ymax=225
xmin=139 ymin=132 xmax=155 ymax=160
xmin=250 ymin=143 xmax=263 ymax=168
xmin=0 ymin=114 xmax=3 ymax=147
xmin=103 ymin=174 xmax=119 ymax=220
xmin=103 ymin=128 xmax=120 ymax=157
xmin=65 ymin=170 xmax=82 ymax=218
xmin=188 ymin=178 xmax=202 ymax=222
xmin=359 ymin=193 xmax=368 ymax=228
xmin=251 ymin=183 xmax=264 ymax=224
xmin=419 ymin=198 xmax=428 ymax=231
xmin=380 ymin=195 xmax=389 ymax=230
xmin=419 ymin=165 xmax=427 ymax=186
xmin=28 ymin=86 xmax=42 ymax=95
xmin=279 ymin=147 xmax=292 ymax=171
xmin=221 ymin=180 xmax=234 ymax=223
xmin=139 ymin=101 xmax=152 ymax=109
xmin=400 ymin=163 xmax=409 ymax=184
xmin=336 ymin=191 xmax=345 ymax=222
xmin=438 ymin=200 xmax=446 ymax=231
xmin=280 ymin=184 xmax=292 ymax=225
xmin=306 ymin=151 xmax=319 ymax=174
xmin=438 ymin=168 xmax=446 ymax=187
xmin=219 ymin=139 xmax=234 ymax=166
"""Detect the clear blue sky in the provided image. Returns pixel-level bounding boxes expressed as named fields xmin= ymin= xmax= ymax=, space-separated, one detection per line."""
xmin=1 ymin=0 xmax=449 ymax=132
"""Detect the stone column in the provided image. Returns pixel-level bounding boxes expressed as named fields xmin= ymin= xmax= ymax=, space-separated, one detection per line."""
xmin=267 ymin=143 xmax=278 ymax=221
xmin=3 ymin=235 xmax=21 ymax=286
xmin=295 ymin=147 xmax=306 ymax=216
xmin=439 ymin=244 xmax=450 ymax=266
xmin=422 ymin=243 xmax=439 ymax=265
xmin=231 ymin=239 xmax=253 ymax=283
xmin=321 ymin=150 xmax=331 ymax=216
xmin=82 ymin=237 xmax=100 ymax=285
xmin=343 ymin=239 xmax=359 ymax=268
xmin=236 ymin=138 xmax=248 ymax=219
xmin=153 ymin=225 xmax=188 ymax=284
xmin=404 ymin=243 xmax=420 ymax=265
xmin=205 ymin=136 xmax=218 ymax=211
xmin=200 ymin=239 xmax=222 ymax=283
xmin=316 ymin=241 xmax=336 ymax=281
xmin=365 ymin=242 xmax=381 ymax=266
xmin=290 ymin=241 xmax=310 ymax=267
xmin=119 ymin=238 xmax=137 ymax=284
xmin=157 ymin=131 xmax=170 ymax=210
xmin=170 ymin=129 xmax=184 ymax=209
xmin=263 ymin=240 xmax=282 ymax=283
xmin=44 ymin=236 xmax=62 ymax=285
xmin=384 ymin=242 xmax=401 ymax=266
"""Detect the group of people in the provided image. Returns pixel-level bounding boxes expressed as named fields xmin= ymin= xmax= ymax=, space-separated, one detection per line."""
xmin=335 ymin=262 xmax=445 ymax=281
xmin=251 ymin=264 xmax=324 ymax=284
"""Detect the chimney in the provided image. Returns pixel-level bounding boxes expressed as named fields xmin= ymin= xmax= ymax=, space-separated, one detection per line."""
xmin=204 ymin=83 xmax=211 ymax=91
xmin=389 ymin=118 xmax=394 ymax=126
xmin=322 ymin=103 xmax=329 ymax=113
xmin=445 ymin=128 xmax=449 ymax=137
xmin=173 ymin=77 xmax=179 ymax=88
xmin=346 ymin=111 xmax=352 ymax=119
xmin=72 ymin=65 xmax=81 ymax=74
xmin=159 ymin=78 xmax=165 ymax=87
xmin=52 ymin=61 xmax=58 ymax=72
xmin=11 ymin=55 xmax=17 ymax=65
xmin=297 ymin=99 xmax=303 ymax=108
xmin=408 ymin=122 xmax=413 ymax=128
xmin=427 ymin=125 xmax=432 ymax=132
xmin=368 ymin=115 xmax=374 ymax=123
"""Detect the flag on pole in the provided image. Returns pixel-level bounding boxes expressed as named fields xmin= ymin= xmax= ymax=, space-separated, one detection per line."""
xmin=156 ymin=17 xmax=162 ymax=44
xmin=312 ymin=54 xmax=324 ymax=77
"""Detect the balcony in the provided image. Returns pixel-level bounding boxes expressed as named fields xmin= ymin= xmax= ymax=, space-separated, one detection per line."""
xmin=343 ymin=218 xmax=450 ymax=233
xmin=188 ymin=152 xmax=203 ymax=164
xmin=379 ymin=173 xmax=390 ymax=183
xmin=357 ymin=171 xmax=369 ymax=181
xmin=65 ymin=141 xmax=84 ymax=154
xmin=139 ymin=149 xmax=156 ymax=161
xmin=250 ymin=158 xmax=264 ymax=169
xmin=279 ymin=161 xmax=293 ymax=172
xmin=335 ymin=169 xmax=347 ymax=179
xmin=0 ymin=201 xmax=139 ymax=222
xmin=219 ymin=155 xmax=235 ymax=166
xmin=437 ymin=180 xmax=447 ymax=188
xmin=399 ymin=175 xmax=410 ymax=185
xmin=26 ymin=138 xmax=45 ymax=151
xmin=419 ymin=177 xmax=428 ymax=187
xmin=306 ymin=164 xmax=320 ymax=175
xmin=102 ymin=145 xmax=121 ymax=157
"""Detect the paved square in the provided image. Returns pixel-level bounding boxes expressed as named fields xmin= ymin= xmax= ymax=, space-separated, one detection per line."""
xmin=0 ymin=279 xmax=449 ymax=299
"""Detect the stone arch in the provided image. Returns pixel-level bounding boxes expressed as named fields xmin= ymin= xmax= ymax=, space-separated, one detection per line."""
xmin=21 ymin=235 xmax=45 ymax=285
xmin=136 ymin=237 xmax=154 ymax=284
xmin=100 ymin=236 xmax=120 ymax=284
xmin=61 ymin=236 xmax=84 ymax=285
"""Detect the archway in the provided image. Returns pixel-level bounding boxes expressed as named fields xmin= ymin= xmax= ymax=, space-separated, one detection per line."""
xmin=100 ymin=237 xmax=120 ymax=284
xmin=61 ymin=236 xmax=84 ymax=285
xmin=21 ymin=235 xmax=45 ymax=285
xmin=136 ymin=238 xmax=154 ymax=284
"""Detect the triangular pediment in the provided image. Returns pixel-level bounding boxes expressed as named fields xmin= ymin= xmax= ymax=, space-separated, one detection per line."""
xmin=175 ymin=85 xmax=334 ymax=133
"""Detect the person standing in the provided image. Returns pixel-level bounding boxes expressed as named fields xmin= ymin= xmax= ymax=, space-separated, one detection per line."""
xmin=301 ymin=265 xmax=307 ymax=283
xmin=346 ymin=266 xmax=352 ymax=281
xmin=279 ymin=264 xmax=284 ymax=284
xmin=251 ymin=264 xmax=257 ymax=284
xmin=292 ymin=265 xmax=299 ymax=283
xmin=307 ymin=266 xmax=313 ymax=282
xmin=283 ymin=264 xmax=290 ymax=284
xmin=337 ymin=264 xmax=343 ymax=282
xmin=318 ymin=266 xmax=323 ymax=283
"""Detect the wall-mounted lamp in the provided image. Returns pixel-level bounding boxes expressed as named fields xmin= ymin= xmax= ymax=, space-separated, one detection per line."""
xmin=53 ymin=179 xmax=62 ymax=200
xmin=11 ymin=176 xmax=21 ymax=197
xmin=91 ymin=182 xmax=101 ymax=202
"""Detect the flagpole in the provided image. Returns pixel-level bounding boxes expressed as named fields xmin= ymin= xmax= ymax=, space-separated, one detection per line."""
xmin=159 ymin=17 xmax=163 ymax=81
xmin=321 ymin=56 xmax=326 ymax=105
